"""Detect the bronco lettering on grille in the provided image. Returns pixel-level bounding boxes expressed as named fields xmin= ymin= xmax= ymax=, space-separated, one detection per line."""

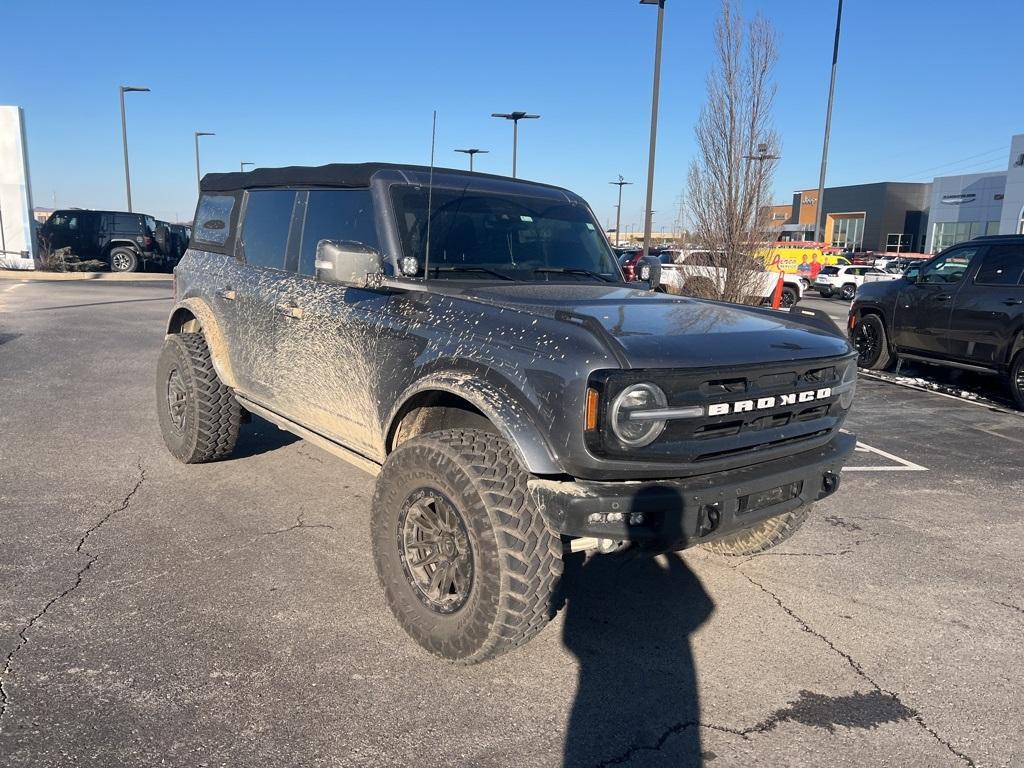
xmin=707 ymin=387 xmax=832 ymax=417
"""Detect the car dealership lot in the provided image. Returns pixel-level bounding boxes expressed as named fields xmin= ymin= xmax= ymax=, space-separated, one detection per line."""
xmin=1 ymin=281 xmax=1021 ymax=767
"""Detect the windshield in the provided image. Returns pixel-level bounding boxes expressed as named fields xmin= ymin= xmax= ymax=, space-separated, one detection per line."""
xmin=390 ymin=185 xmax=621 ymax=282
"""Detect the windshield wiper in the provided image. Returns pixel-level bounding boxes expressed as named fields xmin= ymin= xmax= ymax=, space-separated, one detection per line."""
xmin=534 ymin=267 xmax=614 ymax=283
xmin=431 ymin=265 xmax=514 ymax=281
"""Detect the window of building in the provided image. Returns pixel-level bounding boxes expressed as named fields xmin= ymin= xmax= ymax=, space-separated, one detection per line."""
xmin=241 ymin=190 xmax=297 ymax=270
xmin=975 ymin=245 xmax=1024 ymax=285
xmin=1019 ymin=206 xmax=1024 ymax=235
xmin=931 ymin=221 xmax=983 ymax=252
xmin=297 ymin=190 xmax=378 ymax=276
xmin=829 ymin=214 xmax=864 ymax=251
xmin=986 ymin=221 xmax=1000 ymax=236
xmin=193 ymin=194 xmax=237 ymax=247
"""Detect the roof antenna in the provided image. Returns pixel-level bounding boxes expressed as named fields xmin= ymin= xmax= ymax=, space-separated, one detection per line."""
xmin=423 ymin=110 xmax=437 ymax=282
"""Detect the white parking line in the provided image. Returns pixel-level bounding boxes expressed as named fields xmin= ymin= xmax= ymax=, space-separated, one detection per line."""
xmin=846 ymin=440 xmax=928 ymax=472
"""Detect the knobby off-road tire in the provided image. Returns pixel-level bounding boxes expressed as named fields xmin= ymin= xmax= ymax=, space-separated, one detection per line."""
xmin=854 ymin=313 xmax=893 ymax=370
xmin=156 ymin=333 xmax=241 ymax=463
xmin=371 ymin=428 xmax=563 ymax=664
xmin=701 ymin=504 xmax=812 ymax=556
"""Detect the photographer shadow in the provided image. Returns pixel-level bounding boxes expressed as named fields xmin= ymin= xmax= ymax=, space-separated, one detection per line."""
xmin=561 ymin=488 xmax=715 ymax=767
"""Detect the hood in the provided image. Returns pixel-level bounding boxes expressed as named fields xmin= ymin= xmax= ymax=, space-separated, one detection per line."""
xmin=457 ymin=283 xmax=851 ymax=369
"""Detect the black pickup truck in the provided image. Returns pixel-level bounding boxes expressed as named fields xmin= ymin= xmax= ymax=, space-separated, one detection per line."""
xmin=156 ymin=163 xmax=857 ymax=662
xmin=850 ymin=234 xmax=1024 ymax=408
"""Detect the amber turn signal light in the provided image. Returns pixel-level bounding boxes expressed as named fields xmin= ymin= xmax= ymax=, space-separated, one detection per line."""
xmin=585 ymin=388 xmax=599 ymax=431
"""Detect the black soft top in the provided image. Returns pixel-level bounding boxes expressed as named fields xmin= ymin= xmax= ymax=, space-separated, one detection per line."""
xmin=199 ymin=162 xmax=563 ymax=193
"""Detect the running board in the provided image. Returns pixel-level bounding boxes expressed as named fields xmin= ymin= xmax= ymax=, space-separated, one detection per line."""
xmin=235 ymin=396 xmax=381 ymax=476
xmin=896 ymin=353 xmax=999 ymax=376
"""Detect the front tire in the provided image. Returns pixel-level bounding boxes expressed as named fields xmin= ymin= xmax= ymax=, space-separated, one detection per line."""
xmin=371 ymin=428 xmax=563 ymax=664
xmin=853 ymin=313 xmax=893 ymax=370
xmin=109 ymin=247 xmax=139 ymax=273
xmin=156 ymin=333 xmax=241 ymax=463
xmin=702 ymin=505 xmax=811 ymax=556
xmin=840 ymin=283 xmax=857 ymax=300
xmin=780 ymin=286 xmax=798 ymax=308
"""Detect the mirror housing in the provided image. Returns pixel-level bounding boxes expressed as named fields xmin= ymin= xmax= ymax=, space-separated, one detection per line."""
xmin=315 ymin=240 xmax=385 ymax=288
xmin=904 ymin=266 xmax=920 ymax=282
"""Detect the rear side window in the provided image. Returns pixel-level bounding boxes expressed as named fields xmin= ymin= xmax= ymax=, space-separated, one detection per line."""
xmin=113 ymin=213 xmax=141 ymax=232
xmin=974 ymin=245 xmax=1024 ymax=286
xmin=297 ymin=190 xmax=378 ymax=276
xmin=241 ymin=190 xmax=296 ymax=270
xmin=193 ymin=194 xmax=236 ymax=247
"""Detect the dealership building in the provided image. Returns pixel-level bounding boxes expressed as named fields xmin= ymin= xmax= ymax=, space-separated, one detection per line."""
xmin=768 ymin=132 xmax=1024 ymax=254
xmin=925 ymin=133 xmax=1024 ymax=252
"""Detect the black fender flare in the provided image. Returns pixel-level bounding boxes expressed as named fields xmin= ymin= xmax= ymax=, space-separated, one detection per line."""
xmin=386 ymin=371 xmax=562 ymax=476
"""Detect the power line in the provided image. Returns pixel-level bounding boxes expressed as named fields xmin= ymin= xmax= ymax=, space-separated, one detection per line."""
xmin=895 ymin=146 xmax=1008 ymax=182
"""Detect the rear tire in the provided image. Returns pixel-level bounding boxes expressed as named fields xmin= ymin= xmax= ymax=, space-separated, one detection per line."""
xmin=702 ymin=505 xmax=811 ymax=556
xmin=156 ymin=333 xmax=241 ymax=463
xmin=1009 ymin=351 xmax=1024 ymax=410
xmin=109 ymin=247 xmax=139 ymax=273
xmin=818 ymin=287 xmax=834 ymax=298
xmin=371 ymin=428 xmax=562 ymax=663
xmin=853 ymin=313 xmax=893 ymax=370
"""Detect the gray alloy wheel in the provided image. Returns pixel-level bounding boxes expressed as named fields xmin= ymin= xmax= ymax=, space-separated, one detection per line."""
xmin=840 ymin=283 xmax=857 ymax=300
xmin=109 ymin=247 xmax=139 ymax=273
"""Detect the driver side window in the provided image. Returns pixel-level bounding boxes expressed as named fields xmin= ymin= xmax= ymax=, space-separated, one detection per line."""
xmin=919 ymin=246 xmax=981 ymax=285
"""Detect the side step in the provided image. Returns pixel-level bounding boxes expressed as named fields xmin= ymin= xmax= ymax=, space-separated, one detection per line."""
xmin=235 ymin=396 xmax=381 ymax=477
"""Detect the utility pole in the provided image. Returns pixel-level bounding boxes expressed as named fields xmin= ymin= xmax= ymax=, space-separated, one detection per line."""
xmin=609 ymin=175 xmax=632 ymax=246
xmin=640 ymin=0 xmax=666 ymax=256
xmin=119 ymin=85 xmax=150 ymax=212
xmin=490 ymin=112 xmax=539 ymax=178
xmin=194 ymin=132 xmax=215 ymax=194
xmin=813 ymin=0 xmax=843 ymax=244
xmin=454 ymin=148 xmax=488 ymax=172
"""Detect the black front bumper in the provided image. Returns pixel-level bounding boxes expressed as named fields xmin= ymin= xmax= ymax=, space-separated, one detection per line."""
xmin=528 ymin=431 xmax=856 ymax=551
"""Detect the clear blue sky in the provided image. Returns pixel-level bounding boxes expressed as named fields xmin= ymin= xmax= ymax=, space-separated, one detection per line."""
xmin=6 ymin=0 xmax=1023 ymax=228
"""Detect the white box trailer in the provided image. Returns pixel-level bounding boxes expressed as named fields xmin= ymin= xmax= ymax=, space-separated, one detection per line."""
xmin=0 ymin=106 xmax=36 ymax=270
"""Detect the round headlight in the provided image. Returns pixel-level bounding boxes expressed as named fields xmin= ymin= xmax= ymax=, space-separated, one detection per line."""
xmin=610 ymin=383 xmax=668 ymax=447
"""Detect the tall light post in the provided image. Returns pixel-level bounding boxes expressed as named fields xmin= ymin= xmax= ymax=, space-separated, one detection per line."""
xmin=640 ymin=0 xmax=666 ymax=257
xmin=609 ymin=175 xmax=632 ymax=246
xmin=490 ymin=112 xmax=539 ymax=178
xmin=745 ymin=143 xmax=781 ymax=229
xmin=454 ymin=148 xmax=488 ymax=172
xmin=240 ymin=161 xmax=254 ymax=172
xmin=119 ymin=85 xmax=150 ymax=212
xmin=194 ymin=132 xmax=215 ymax=194
xmin=813 ymin=0 xmax=843 ymax=244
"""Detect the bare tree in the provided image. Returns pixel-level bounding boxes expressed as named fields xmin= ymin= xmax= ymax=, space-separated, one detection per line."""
xmin=683 ymin=0 xmax=780 ymax=304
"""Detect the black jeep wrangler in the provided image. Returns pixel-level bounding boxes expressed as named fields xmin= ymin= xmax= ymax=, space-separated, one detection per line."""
xmin=39 ymin=209 xmax=177 ymax=272
xmin=157 ymin=163 xmax=857 ymax=662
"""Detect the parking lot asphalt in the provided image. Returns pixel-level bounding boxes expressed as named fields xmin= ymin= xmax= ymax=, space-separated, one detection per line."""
xmin=1 ymin=280 xmax=1021 ymax=768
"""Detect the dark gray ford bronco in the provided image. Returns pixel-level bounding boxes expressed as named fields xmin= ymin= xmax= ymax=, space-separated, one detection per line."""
xmin=157 ymin=163 xmax=857 ymax=662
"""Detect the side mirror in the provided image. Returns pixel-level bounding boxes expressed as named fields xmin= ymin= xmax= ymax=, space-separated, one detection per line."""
xmin=636 ymin=255 xmax=662 ymax=289
xmin=315 ymin=240 xmax=384 ymax=288
xmin=903 ymin=267 xmax=920 ymax=282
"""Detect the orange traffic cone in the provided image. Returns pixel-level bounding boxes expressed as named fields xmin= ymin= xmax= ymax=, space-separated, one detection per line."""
xmin=771 ymin=272 xmax=785 ymax=309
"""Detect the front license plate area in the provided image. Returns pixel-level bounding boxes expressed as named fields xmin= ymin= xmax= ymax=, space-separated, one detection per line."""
xmin=737 ymin=480 xmax=803 ymax=516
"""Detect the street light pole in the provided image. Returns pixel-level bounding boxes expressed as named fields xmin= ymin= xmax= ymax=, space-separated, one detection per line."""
xmin=640 ymin=0 xmax=666 ymax=257
xmin=454 ymin=148 xmax=488 ymax=172
xmin=119 ymin=85 xmax=150 ymax=212
xmin=609 ymin=175 xmax=632 ymax=246
xmin=813 ymin=0 xmax=843 ymax=244
xmin=240 ymin=161 xmax=254 ymax=172
xmin=490 ymin=112 xmax=539 ymax=178
xmin=194 ymin=132 xmax=215 ymax=194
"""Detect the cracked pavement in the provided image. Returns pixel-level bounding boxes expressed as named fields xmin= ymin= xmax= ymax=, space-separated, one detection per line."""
xmin=1 ymin=281 xmax=1021 ymax=767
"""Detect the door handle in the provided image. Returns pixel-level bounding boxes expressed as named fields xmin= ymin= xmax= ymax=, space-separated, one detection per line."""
xmin=1003 ymin=298 xmax=1024 ymax=306
xmin=935 ymin=294 xmax=951 ymax=301
xmin=216 ymin=288 xmax=237 ymax=301
xmin=275 ymin=302 xmax=304 ymax=320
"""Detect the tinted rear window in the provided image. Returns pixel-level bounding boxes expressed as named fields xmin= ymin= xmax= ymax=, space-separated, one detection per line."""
xmin=193 ymin=194 xmax=236 ymax=247
xmin=241 ymin=190 xmax=296 ymax=270
xmin=974 ymin=245 xmax=1024 ymax=285
xmin=820 ymin=266 xmax=840 ymax=275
